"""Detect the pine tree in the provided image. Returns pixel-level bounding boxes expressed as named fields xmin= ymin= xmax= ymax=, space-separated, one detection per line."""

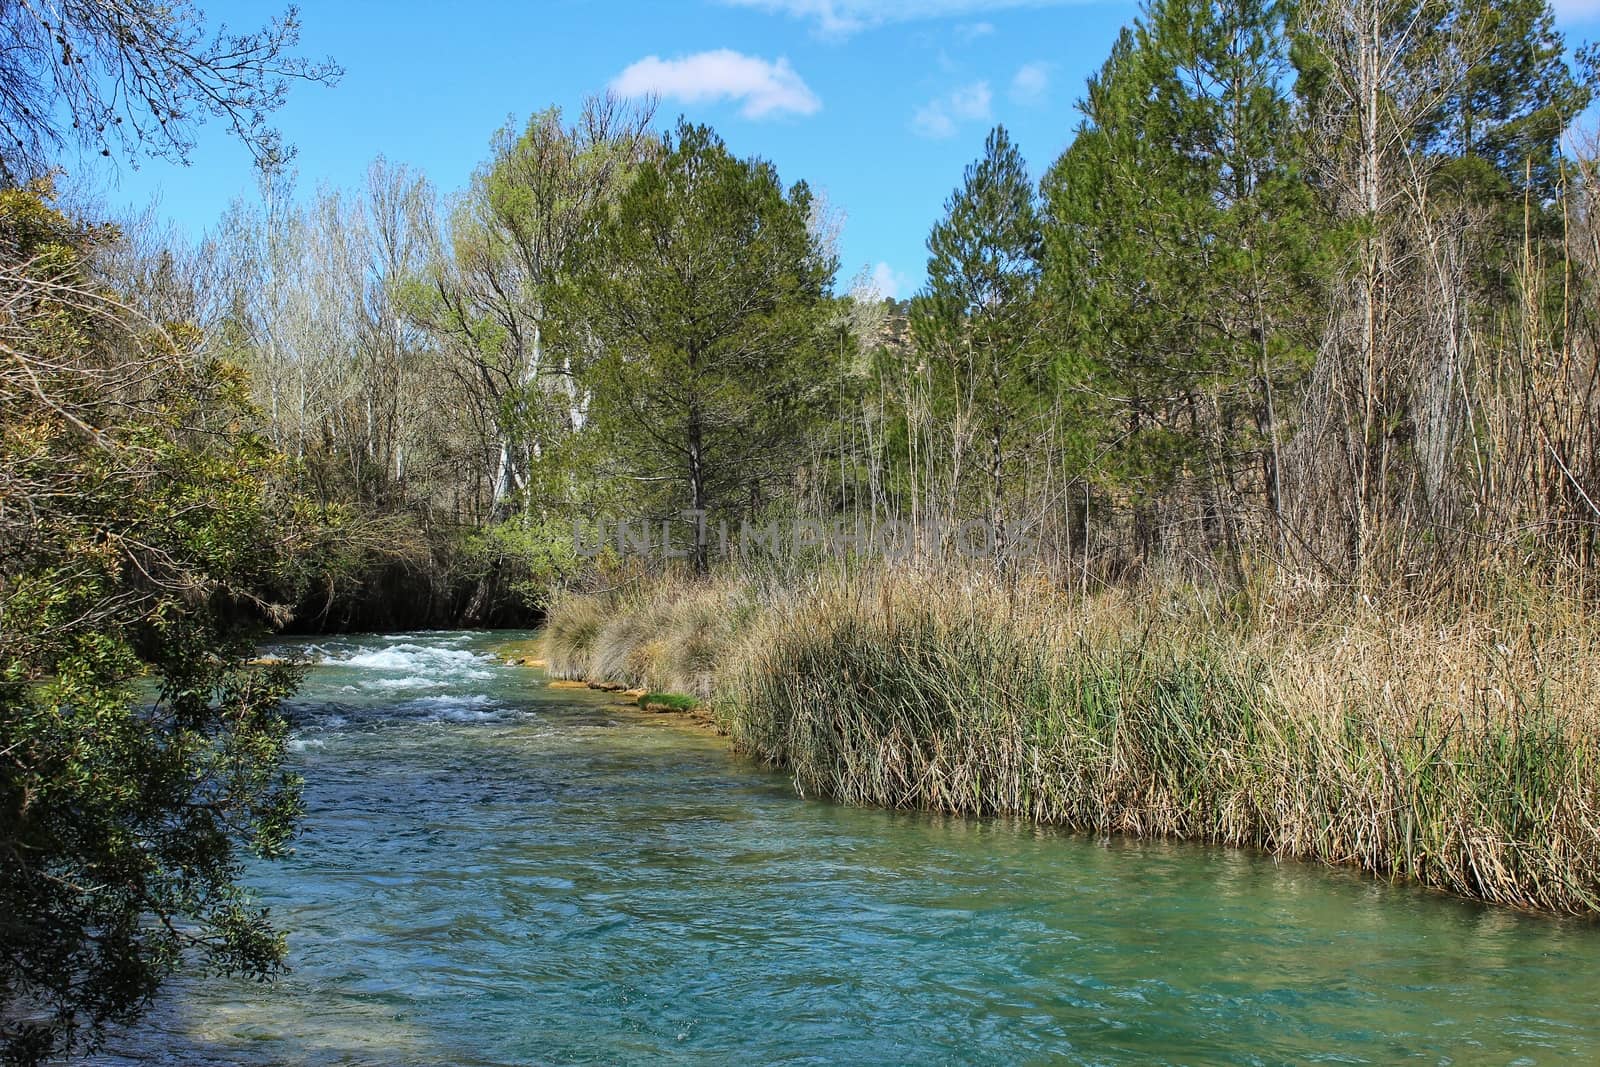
xmin=1350 ymin=0 xmax=1588 ymax=201
xmin=1043 ymin=0 xmax=1323 ymax=567
xmin=912 ymin=125 xmax=1044 ymax=558
xmin=572 ymin=120 xmax=839 ymax=573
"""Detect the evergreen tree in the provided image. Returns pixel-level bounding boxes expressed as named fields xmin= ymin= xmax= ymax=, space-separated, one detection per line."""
xmin=571 ymin=120 xmax=839 ymax=573
xmin=1042 ymin=0 xmax=1323 ymax=565
xmin=912 ymin=125 xmax=1043 ymax=557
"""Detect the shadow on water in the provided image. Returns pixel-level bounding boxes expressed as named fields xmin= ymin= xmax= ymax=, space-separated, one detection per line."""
xmin=92 ymin=631 xmax=1600 ymax=1066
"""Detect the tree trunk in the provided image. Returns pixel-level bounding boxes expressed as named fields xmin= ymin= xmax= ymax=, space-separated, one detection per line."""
xmin=688 ymin=398 xmax=708 ymax=576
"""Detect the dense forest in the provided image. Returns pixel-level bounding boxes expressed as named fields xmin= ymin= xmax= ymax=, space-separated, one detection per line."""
xmin=141 ymin=0 xmax=1600 ymax=621
xmin=6 ymin=0 xmax=1600 ymax=1060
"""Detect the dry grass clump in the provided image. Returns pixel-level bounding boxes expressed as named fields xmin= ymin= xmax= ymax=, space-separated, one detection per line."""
xmin=542 ymin=577 xmax=756 ymax=699
xmin=544 ymin=567 xmax=1600 ymax=914
xmin=542 ymin=595 xmax=607 ymax=679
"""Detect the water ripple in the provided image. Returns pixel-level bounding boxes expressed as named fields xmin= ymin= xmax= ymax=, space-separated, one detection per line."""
xmin=93 ymin=631 xmax=1600 ymax=1066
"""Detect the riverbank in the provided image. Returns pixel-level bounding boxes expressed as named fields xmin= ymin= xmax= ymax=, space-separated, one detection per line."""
xmin=492 ymin=635 xmax=723 ymax=729
xmin=542 ymin=570 xmax=1600 ymax=915
xmin=93 ymin=628 xmax=1600 ymax=1064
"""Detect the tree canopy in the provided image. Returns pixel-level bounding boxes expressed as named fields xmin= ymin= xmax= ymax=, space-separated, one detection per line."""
xmin=1 ymin=181 xmax=319 ymax=1064
xmin=571 ymin=119 xmax=841 ymax=572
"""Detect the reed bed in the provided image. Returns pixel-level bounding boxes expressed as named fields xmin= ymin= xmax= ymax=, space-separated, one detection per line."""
xmin=542 ymin=575 xmax=758 ymax=699
xmin=543 ymin=570 xmax=1600 ymax=914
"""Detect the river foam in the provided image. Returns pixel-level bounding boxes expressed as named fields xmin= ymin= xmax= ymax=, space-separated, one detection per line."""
xmin=266 ymin=632 xmax=529 ymax=735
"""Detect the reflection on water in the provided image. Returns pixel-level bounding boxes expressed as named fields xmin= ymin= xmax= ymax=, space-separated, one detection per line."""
xmin=94 ymin=631 xmax=1600 ymax=1065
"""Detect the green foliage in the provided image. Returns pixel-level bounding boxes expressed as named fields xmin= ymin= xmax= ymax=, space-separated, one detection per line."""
xmin=414 ymin=101 xmax=657 ymax=526
xmin=1042 ymin=0 xmax=1326 ymax=559
xmin=459 ymin=516 xmax=585 ymax=613
xmin=1292 ymin=0 xmax=1589 ymax=201
xmin=1 ymin=186 xmax=313 ymax=1064
xmin=638 ymin=692 xmax=700 ymax=712
xmin=910 ymin=125 xmax=1045 ymax=539
xmin=570 ymin=119 xmax=843 ymax=572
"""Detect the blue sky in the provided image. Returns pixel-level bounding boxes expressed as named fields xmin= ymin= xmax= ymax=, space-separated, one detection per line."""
xmin=82 ymin=0 xmax=1600 ymax=298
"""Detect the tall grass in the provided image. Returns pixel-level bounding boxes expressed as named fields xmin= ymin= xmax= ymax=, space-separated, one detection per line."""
xmin=542 ymin=575 xmax=757 ymax=699
xmin=543 ymin=569 xmax=1600 ymax=914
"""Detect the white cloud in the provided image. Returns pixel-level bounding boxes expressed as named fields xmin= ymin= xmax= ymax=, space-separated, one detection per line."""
xmin=1010 ymin=61 xmax=1050 ymax=104
xmin=913 ymin=81 xmax=992 ymax=139
xmin=610 ymin=50 xmax=820 ymax=119
xmin=723 ymin=0 xmax=1078 ymax=37
xmin=956 ymin=20 xmax=996 ymax=41
xmin=868 ymin=261 xmax=912 ymax=299
xmin=950 ymin=83 xmax=993 ymax=119
xmin=913 ymin=107 xmax=957 ymax=139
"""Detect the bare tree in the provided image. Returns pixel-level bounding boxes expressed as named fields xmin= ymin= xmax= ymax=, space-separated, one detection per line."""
xmin=418 ymin=93 xmax=657 ymax=519
xmin=0 ymin=0 xmax=339 ymax=181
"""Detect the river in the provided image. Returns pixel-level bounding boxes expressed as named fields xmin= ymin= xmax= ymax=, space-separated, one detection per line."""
xmin=95 ymin=630 xmax=1600 ymax=1065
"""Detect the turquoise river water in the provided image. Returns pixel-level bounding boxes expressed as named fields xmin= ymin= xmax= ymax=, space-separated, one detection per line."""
xmin=94 ymin=630 xmax=1600 ymax=1065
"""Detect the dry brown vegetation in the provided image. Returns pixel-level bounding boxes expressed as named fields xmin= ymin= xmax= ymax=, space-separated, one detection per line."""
xmin=545 ymin=567 xmax=1600 ymax=915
